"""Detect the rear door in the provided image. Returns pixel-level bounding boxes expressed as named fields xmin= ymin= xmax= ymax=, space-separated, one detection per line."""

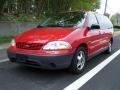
xmin=95 ymin=14 xmax=113 ymax=48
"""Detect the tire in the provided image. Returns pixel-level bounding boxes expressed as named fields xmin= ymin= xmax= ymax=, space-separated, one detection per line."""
xmin=105 ymin=41 xmax=112 ymax=54
xmin=69 ymin=46 xmax=87 ymax=74
xmin=9 ymin=58 xmax=16 ymax=62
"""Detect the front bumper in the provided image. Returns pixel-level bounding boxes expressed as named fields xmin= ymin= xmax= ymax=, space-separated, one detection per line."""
xmin=7 ymin=50 xmax=74 ymax=70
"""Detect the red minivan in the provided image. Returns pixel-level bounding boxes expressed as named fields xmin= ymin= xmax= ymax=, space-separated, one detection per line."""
xmin=7 ymin=11 xmax=114 ymax=74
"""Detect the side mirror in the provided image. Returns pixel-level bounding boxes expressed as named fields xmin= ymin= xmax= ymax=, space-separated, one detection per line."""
xmin=90 ymin=24 xmax=100 ymax=29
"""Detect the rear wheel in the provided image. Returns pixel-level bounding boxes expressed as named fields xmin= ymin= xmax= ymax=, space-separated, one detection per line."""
xmin=69 ymin=47 xmax=87 ymax=74
xmin=105 ymin=41 xmax=112 ymax=54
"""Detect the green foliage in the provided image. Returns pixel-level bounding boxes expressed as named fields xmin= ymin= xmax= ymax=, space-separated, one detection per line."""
xmin=0 ymin=36 xmax=14 ymax=44
xmin=111 ymin=13 xmax=120 ymax=26
xmin=0 ymin=0 xmax=7 ymax=14
xmin=44 ymin=0 xmax=100 ymax=13
xmin=114 ymin=29 xmax=120 ymax=31
xmin=0 ymin=0 xmax=100 ymax=21
xmin=111 ymin=13 xmax=120 ymax=22
xmin=70 ymin=0 xmax=100 ymax=11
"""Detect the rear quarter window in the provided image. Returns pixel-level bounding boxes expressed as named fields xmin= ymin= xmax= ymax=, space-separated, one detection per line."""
xmin=95 ymin=14 xmax=113 ymax=29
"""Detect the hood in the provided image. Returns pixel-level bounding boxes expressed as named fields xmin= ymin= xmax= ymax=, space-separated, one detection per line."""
xmin=15 ymin=28 xmax=75 ymax=44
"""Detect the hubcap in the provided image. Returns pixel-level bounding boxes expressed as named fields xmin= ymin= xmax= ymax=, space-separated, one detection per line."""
xmin=77 ymin=51 xmax=85 ymax=70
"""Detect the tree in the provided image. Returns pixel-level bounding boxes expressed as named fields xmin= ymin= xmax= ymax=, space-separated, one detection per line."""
xmin=70 ymin=0 xmax=100 ymax=11
xmin=43 ymin=0 xmax=100 ymax=13
xmin=0 ymin=0 xmax=100 ymax=21
xmin=111 ymin=13 xmax=120 ymax=26
xmin=0 ymin=0 xmax=8 ymax=15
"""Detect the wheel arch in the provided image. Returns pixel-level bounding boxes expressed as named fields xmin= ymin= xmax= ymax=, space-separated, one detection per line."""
xmin=76 ymin=43 xmax=89 ymax=58
xmin=110 ymin=37 xmax=113 ymax=44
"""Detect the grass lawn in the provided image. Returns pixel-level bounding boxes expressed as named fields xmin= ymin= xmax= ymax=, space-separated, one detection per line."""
xmin=0 ymin=36 xmax=14 ymax=44
xmin=114 ymin=28 xmax=120 ymax=31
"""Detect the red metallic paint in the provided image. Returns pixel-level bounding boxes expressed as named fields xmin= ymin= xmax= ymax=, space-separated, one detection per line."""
xmin=8 ymin=14 xmax=113 ymax=57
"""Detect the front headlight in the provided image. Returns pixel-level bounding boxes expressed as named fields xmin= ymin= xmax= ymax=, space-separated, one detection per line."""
xmin=11 ymin=39 xmax=16 ymax=46
xmin=43 ymin=41 xmax=72 ymax=50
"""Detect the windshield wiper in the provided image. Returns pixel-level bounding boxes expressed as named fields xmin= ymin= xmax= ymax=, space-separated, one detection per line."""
xmin=37 ymin=25 xmax=44 ymax=28
xmin=37 ymin=24 xmax=64 ymax=28
xmin=46 ymin=24 xmax=64 ymax=27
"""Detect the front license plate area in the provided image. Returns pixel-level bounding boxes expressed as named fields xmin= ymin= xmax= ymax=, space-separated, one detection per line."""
xmin=16 ymin=54 xmax=28 ymax=61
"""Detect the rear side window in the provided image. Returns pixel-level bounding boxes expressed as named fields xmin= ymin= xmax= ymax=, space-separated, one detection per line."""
xmin=88 ymin=13 xmax=98 ymax=28
xmin=95 ymin=14 xmax=113 ymax=29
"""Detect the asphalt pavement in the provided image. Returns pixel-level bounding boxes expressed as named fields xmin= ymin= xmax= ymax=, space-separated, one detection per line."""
xmin=80 ymin=54 xmax=120 ymax=90
xmin=0 ymin=34 xmax=120 ymax=90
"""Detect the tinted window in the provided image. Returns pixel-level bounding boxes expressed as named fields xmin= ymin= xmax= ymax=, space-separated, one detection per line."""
xmin=95 ymin=14 xmax=113 ymax=29
xmin=88 ymin=13 xmax=98 ymax=28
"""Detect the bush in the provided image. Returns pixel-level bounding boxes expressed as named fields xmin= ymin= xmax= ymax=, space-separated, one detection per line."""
xmin=0 ymin=36 xmax=14 ymax=44
xmin=114 ymin=25 xmax=120 ymax=29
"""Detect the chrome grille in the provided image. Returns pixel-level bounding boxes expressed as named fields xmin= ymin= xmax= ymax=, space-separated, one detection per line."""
xmin=16 ymin=42 xmax=43 ymax=50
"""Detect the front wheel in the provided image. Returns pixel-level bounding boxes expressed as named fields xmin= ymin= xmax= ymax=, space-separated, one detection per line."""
xmin=69 ymin=47 xmax=87 ymax=74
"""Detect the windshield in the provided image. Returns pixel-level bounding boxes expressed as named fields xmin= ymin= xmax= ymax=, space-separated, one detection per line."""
xmin=37 ymin=12 xmax=86 ymax=28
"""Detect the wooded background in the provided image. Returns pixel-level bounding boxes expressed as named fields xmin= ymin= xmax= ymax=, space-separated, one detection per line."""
xmin=0 ymin=0 xmax=100 ymax=21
